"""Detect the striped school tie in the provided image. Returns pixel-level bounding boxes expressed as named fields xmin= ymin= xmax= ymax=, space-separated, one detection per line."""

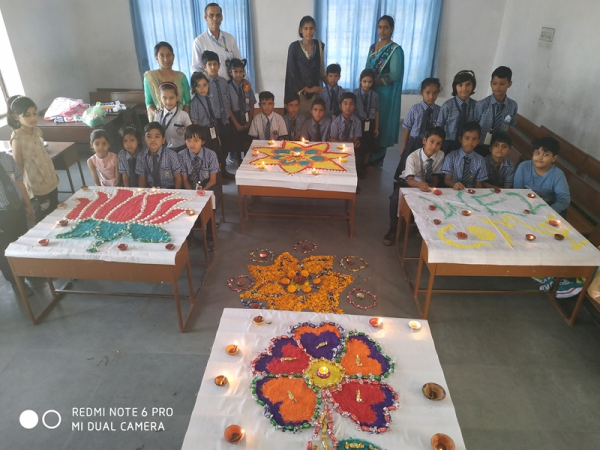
xmin=492 ymin=103 xmax=505 ymax=135
xmin=238 ymin=86 xmax=246 ymax=125
xmin=315 ymin=123 xmax=322 ymax=141
xmin=289 ymin=118 xmax=296 ymax=138
xmin=152 ymin=153 xmax=161 ymax=187
xmin=424 ymin=158 xmax=433 ymax=185
xmin=461 ymin=157 xmax=472 ymax=186
xmin=420 ymin=107 xmax=433 ymax=137
xmin=343 ymin=120 xmax=351 ymax=141
xmin=191 ymin=154 xmax=202 ymax=188
xmin=456 ymin=102 xmax=467 ymax=137
xmin=214 ymin=81 xmax=227 ymax=120
xmin=264 ymin=118 xmax=271 ymax=140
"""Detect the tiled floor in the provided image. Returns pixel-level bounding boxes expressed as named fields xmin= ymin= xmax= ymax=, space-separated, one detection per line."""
xmin=1 ymin=147 xmax=599 ymax=449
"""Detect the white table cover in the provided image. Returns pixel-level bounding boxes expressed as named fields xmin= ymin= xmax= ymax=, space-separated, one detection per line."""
xmin=235 ymin=140 xmax=357 ymax=193
xmin=181 ymin=308 xmax=465 ymax=450
xmin=401 ymin=188 xmax=600 ymax=266
xmin=6 ymin=187 xmax=214 ymax=266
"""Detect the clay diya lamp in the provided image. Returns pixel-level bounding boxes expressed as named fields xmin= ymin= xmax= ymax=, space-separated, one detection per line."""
xmin=57 ymin=220 xmax=68 ymax=227
xmin=467 ymin=189 xmax=476 ymax=194
xmin=461 ymin=210 xmax=472 ymax=216
xmin=259 ymin=252 xmax=268 ymax=258
xmin=311 ymin=168 xmax=318 ymax=175
xmin=369 ymin=318 xmax=382 ymax=328
xmin=252 ymin=315 xmax=265 ymax=326
xmin=186 ymin=209 xmax=195 ymax=216
xmin=429 ymin=205 xmax=437 ymax=211
xmin=346 ymin=258 xmax=354 ymax=265
xmin=433 ymin=189 xmax=443 ymax=195
xmin=196 ymin=190 xmax=205 ymax=196
xmin=267 ymin=140 xmax=274 ymax=145
xmin=408 ymin=320 xmax=422 ymax=331
xmin=250 ymin=303 xmax=260 ymax=310
xmin=523 ymin=209 xmax=531 ymax=214
xmin=81 ymin=185 xmax=89 ymax=191
xmin=165 ymin=243 xmax=176 ymax=251
xmin=224 ymin=425 xmax=245 ymax=443
xmin=549 ymin=219 xmax=560 ymax=227
xmin=337 ymin=145 xmax=345 ymax=149
xmin=225 ymin=344 xmax=239 ymax=355
xmin=38 ymin=239 xmax=50 ymax=247
xmin=317 ymin=366 xmax=330 ymax=379
xmin=237 ymin=279 xmax=245 ymax=286
xmin=252 ymin=150 xmax=259 ymax=156
xmin=292 ymin=150 xmax=302 ymax=157
xmin=456 ymin=232 xmax=468 ymax=240
xmin=431 ymin=433 xmax=455 ymax=450
xmin=117 ymin=243 xmax=128 ymax=251
xmin=433 ymin=219 xmax=442 ymax=225
xmin=214 ymin=375 xmax=228 ymax=386
xmin=527 ymin=193 xmax=536 ymax=198
xmin=57 ymin=202 xmax=67 ymax=209
xmin=422 ymin=383 xmax=447 ymax=401
xmin=340 ymin=157 xmax=348 ymax=163
xmin=554 ymin=234 xmax=565 ymax=241
xmin=294 ymin=275 xmax=307 ymax=285
xmin=525 ymin=234 xmax=536 ymax=241
xmin=494 ymin=187 xmax=501 ymax=193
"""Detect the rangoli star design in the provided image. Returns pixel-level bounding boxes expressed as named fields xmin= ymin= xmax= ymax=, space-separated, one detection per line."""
xmin=251 ymin=322 xmax=398 ymax=449
xmin=56 ymin=189 xmax=188 ymax=252
xmin=250 ymin=141 xmax=348 ymax=174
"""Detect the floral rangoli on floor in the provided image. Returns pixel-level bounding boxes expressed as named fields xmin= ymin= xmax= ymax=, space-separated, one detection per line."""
xmin=251 ymin=322 xmax=398 ymax=449
xmin=240 ymin=252 xmax=353 ymax=313
xmin=250 ymin=141 xmax=349 ymax=175
xmin=56 ymin=189 xmax=188 ymax=252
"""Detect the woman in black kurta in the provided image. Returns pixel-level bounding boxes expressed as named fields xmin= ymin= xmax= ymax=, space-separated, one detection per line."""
xmin=285 ymin=16 xmax=327 ymax=117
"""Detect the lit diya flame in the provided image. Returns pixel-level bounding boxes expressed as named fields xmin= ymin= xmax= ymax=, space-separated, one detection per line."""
xmin=292 ymin=150 xmax=302 ymax=157
xmin=526 ymin=234 xmax=536 ymax=241
xmin=214 ymin=375 xmax=228 ymax=386
xmin=186 ymin=209 xmax=195 ymax=216
xmin=549 ymin=219 xmax=560 ymax=226
xmin=409 ymin=320 xmax=422 ymax=331
xmin=252 ymin=150 xmax=259 ymax=156
xmin=317 ymin=366 xmax=330 ymax=379
xmin=268 ymin=140 xmax=274 ymax=145
xmin=259 ymin=252 xmax=268 ymax=258
xmin=311 ymin=168 xmax=318 ymax=175
xmin=258 ymin=162 xmax=266 ymax=170
xmin=369 ymin=317 xmax=382 ymax=327
xmin=252 ymin=315 xmax=264 ymax=325
xmin=467 ymin=189 xmax=476 ymax=194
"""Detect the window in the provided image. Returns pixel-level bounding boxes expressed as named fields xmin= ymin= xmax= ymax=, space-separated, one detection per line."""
xmin=0 ymin=9 xmax=25 ymax=121
xmin=315 ymin=0 xmax=443 ymax=93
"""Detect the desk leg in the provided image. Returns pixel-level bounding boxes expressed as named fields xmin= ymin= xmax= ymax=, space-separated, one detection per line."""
xmin=413 ymin=246 xmax=424 ymax=300
xmin=348 ymin=197 xmax=355 ymax=238
xmin=422 ymin=263 xmax=436 ymax=320
xmin=172 ymin=271 xmax=184 ymax=333
xmin=65 ymin=167 xmax=75 ymax=193
xmin=211 ymin=213 xmax=218 ymax=252
xmin=200 ymin=215 xmax=209 ymax=264
xmin=568 ymin=276 xmax=593 ymax=325
xmin=238 ymin=189 xmax=244 ymax=234
xmin=401 ymin=213 xmax=411 ymax=267
xmin=14 ymin=276 xmax=36 ymax=323
xmin=77 ymin=160 xmax=86 ymax=186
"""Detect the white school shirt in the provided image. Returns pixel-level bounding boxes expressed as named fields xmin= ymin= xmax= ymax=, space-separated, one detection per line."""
xmin=154 ymin=108 xmax=192 ymax=150
xmin=190 ymin=30 xmax=242 ymax=80
xmin=248 ymin=112 xmax=288 ymax=140
xmin=400 ymin=148 xmax=445 ymax=181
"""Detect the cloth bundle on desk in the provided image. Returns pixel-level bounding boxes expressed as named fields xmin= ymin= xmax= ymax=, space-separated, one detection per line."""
xmin=81 ymin=102 xmax=107 ymax=128
xmin=44 ymin=97 xmax=87 ymax=121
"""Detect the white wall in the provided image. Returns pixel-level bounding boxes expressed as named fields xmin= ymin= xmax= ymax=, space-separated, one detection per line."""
xmin=493 ymin=0 xmax=600 ymax=158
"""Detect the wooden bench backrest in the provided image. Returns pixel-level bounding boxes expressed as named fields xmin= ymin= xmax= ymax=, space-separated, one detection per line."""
xmin=561 ymin=169 xmax=600 ymax=221
xmin=540 ymin=126 xmax=588 ymax=173
xmin=579 ymin=154 xmax=600 ymax=189
xmin=508 ymin=127 xmax=533 ymax=160
xmin=515 ymin=114 xmax=543 ymax=139
xmin=89 ymin=91 xmax=113 ymax=103
xmin=110 ymin=91 xmax=145 ymax=103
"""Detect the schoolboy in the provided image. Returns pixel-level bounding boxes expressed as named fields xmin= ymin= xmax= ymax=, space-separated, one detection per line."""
xmin=300 ymin=98 xmax=331 ymax=142
xmin=136 ymin=122 xmax=183 ymax=189
xmin=319 ymin=63 xmax=345 ymax=119
xmin=248 ymin=91 xmax=288 ymax=140
xmin=441 ymin=122 xmax=488 ymax=189
xmin=0 ymin=152 xmax=35 ymax=294
xmin=513 ymin=136 xmax=570 ymax=216
xmin=283 ymin=93 xmax=306 ymax=141
xmin=179 ymin=124 xmax=220 ymax=190
xmin=201 ymin=50 xmax=234 ymax=175
xmin=330 ymin=92 xmax=363 ymax=175
xmin=153 ymin=82 xmax=192 ymax=152
xmin=482 ymin=132 xmax=515 ymax=188
xmin=383 ymin=126 xmax=446 ymax=246
xmin=474 ymin=66 xmax=518 ymax=156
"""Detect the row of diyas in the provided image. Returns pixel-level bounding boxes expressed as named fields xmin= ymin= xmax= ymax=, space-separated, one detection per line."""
xmin=212 ymin=315 xmax=426 ymax=445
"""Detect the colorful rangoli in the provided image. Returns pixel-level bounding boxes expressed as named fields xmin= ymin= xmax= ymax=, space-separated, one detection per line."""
xmin=56 ymin=189 xmax=188 ymax=252
xmin=240 ymin=252 xmax=353 ymax=313
xmin=250 ymin=141 xmax=349 ymax=175
xmin=251 ymin=322 xmax=398 ymax=449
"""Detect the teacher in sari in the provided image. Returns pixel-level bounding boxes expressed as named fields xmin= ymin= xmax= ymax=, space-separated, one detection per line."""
xmin=144 ymin=41 xmax=191 ymax=122
xmin=366 ymin=15 xmax=404 ymax=167
xmin=285 ymin=16 xmax=327 ymax=117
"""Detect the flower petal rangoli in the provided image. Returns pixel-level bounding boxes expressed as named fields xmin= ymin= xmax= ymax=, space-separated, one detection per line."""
xmin=251 ymin=322 xmax=398 ymax=448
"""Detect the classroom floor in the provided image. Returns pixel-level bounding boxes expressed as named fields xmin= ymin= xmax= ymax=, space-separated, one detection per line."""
xmin=1 ymin=146 xmax=599 ymax=450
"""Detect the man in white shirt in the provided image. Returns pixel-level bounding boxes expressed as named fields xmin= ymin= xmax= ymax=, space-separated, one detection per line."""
xmin=190 ymin=3 xmax=242 ymax=80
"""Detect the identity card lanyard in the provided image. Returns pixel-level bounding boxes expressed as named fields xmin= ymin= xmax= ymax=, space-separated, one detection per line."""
xmin=200 ymin=97 xmax=218 ymax=139
xmin=209 ymin=33 xmax=232 ymax=58
xmin=362 ymin=89 xmax=372 ymax=131
xmin=160 ymin=107 xmax=178 ymax=131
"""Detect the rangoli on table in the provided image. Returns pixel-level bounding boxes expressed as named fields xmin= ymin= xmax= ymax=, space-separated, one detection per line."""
xmin=56 ymin=189 xmax=188 ymax=252
xmin=240 ymin=252 xmax=353 ymax=313
xmin=250 ymin=141 xmax=349 ymax=175
xmin=251 ymin=322 xmax=397 ymax=449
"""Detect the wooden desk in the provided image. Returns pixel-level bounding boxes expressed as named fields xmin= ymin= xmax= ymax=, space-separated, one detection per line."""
xmin=36 ymin=114 xmax=120 ymax=143
xmin=0 ymin=140 xmax=85 ymax=194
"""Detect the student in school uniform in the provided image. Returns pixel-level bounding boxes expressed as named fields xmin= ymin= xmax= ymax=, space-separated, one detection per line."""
xmin=330 ymin=92 xmax=363 ymax=177
xmin=136 ymin=122 xmax=183 ymax=189
xmin=179 ymin=124 xmax=220 ymax=190
xmin=202 ymin=50 xmax=234 ymax=177
xmin=299 ymin=98 xmax=331 ymax=142
xmin=227 ymin=58 xmax=256 ymax=165
xmin=383 ymin=126 xmax=446 ymax=246
xmin=283 ymin=93 xmax=306 ymax=141
xmin=441 ymin=122 xmax=488 ymax=189
xmin=474 ymin=66 xmax=518 ymax=156
xmin=436 ymin=70 xmax=478 ymax=155
xmin=396 ymin=78 xmax=441 ymax=178
xmin=319 ymin=63 xmax=345 ymax=119
xmin=153 ymin=82 xmax=192 ymax=152
xmin=248 ymin=91 xmax=288 ymax=140
xmin=353 ymin=69 xmax=379 ymax=178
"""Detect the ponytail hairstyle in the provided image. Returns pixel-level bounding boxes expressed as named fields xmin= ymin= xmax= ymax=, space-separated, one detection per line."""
xmin=226 ymin=58 xmax=248 ymax=79
xmin=420 ymin=77 xmax=442 ymax=92
xmin=7 ymin=95 xmax=37 ymax=129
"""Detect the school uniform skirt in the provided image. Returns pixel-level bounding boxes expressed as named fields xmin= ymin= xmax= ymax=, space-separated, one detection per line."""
xmin=230 ymin=110 xmax=251 ymax=154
